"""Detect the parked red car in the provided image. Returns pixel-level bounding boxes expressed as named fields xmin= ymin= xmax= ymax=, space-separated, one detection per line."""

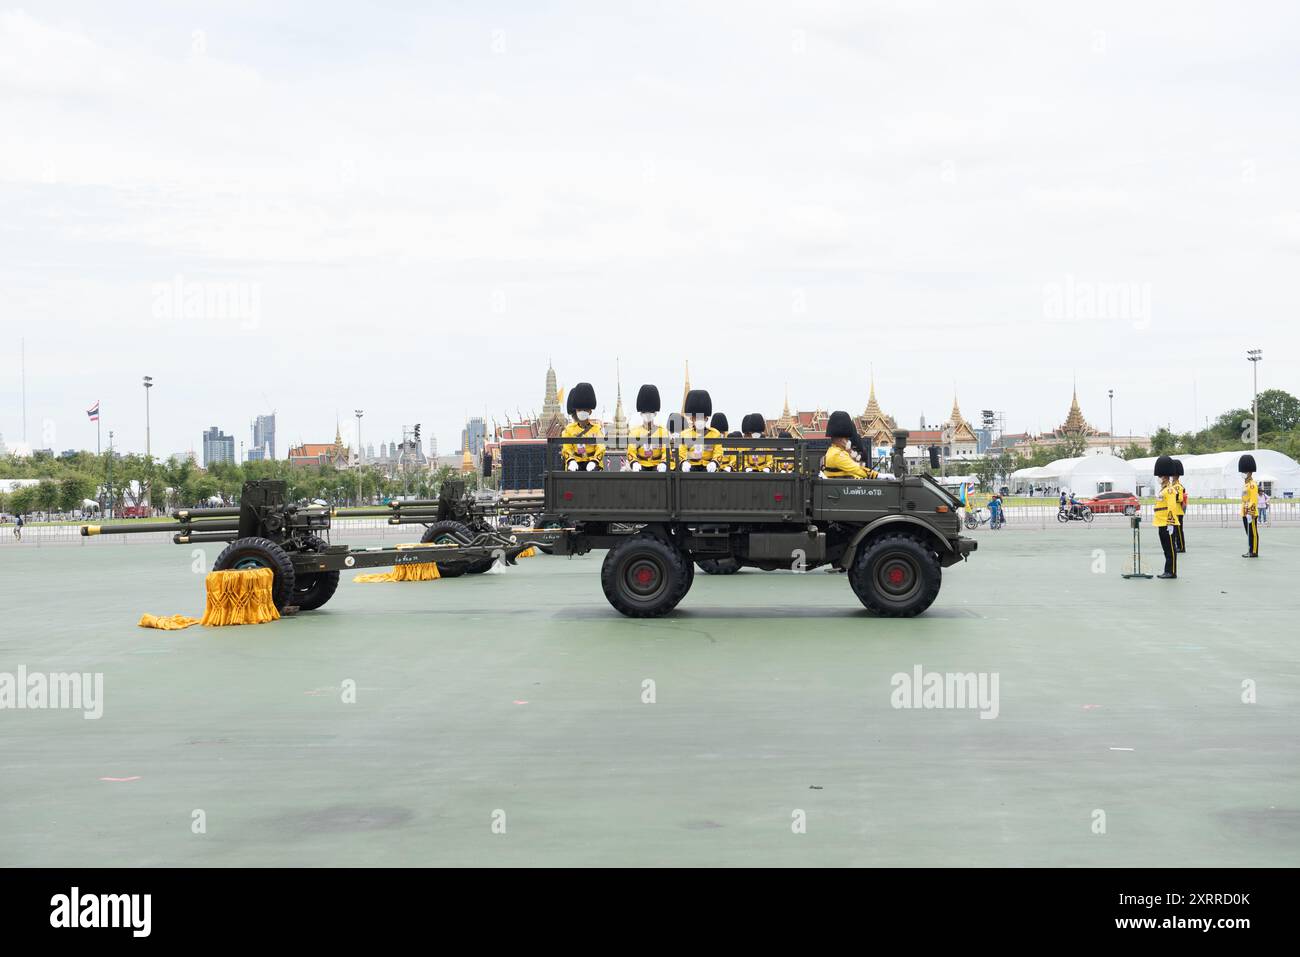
xmin=1081 ymin=491 xmax=1139 ymax=516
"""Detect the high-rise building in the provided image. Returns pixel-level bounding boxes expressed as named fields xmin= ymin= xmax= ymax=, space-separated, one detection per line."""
xmin=462 ymin=417 xmax=486 ymax=457
xmin=428 ymin=435 xmax=438 ymax=459
xmin=202 ymin=426 xmax=236 ymax=467
xmin=250 ymin=413 xmax=276 ymax=460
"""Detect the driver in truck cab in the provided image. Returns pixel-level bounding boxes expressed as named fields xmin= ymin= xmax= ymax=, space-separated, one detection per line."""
xmin=822 ymin=411 xmax=879 ymax=479
xmin=560 ymin=381 xmax=606 ymax=471
xmin=627 ymin=384 xmax=668 ymax=471
xmin=677 ymin=389 xmax=722 ymax=471
xmin=740 ymin=413 xmax=773 ymax=472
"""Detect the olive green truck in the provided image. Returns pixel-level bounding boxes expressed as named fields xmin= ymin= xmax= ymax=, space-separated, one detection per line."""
xmin=545 ymin=431 xmax=977 ymax=618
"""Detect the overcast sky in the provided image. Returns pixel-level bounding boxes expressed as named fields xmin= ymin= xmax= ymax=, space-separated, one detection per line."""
xmin=2 ymin=1 xmax=1297 ymax=458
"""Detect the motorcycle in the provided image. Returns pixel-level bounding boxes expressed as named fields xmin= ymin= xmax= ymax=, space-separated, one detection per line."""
xmin=1057 ymin=505 xmax=1093 ymax=523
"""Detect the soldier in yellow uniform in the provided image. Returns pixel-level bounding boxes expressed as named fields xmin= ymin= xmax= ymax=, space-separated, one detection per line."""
xmin=1152 ymin=455 xmax=1180 ymax=579
xmin=627 ymin=384 xmax=668 ymax=471
xmin=822 ymin=411 xmax=880 ymax=479
xmin=677 ymin=390 xmax=722 ymax=471
xmin=709 ymin=414 xmax=736 ymax=471
xmin=1171 ymin=459 xmax=1187 ymax=553
xmin=740 ymin=413 xmax=773 ymax=472
xmin=1240 ymin=453 xmax=1260 ymax=558
xmin=774 ymin=429 xmax=796 ymax=473
xmin=559 ymin=381 xmax=606 ymax=471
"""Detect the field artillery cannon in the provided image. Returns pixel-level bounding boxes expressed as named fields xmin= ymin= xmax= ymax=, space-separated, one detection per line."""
xmin=542 ymin=430 xmax=977 ymax=618
xmin=342 ymin=479 xmax=560 ymax=575
xmin=81 ymin=480 xmax=546 ymax=611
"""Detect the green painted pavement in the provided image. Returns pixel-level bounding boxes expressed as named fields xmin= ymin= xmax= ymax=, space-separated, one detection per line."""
xmin=1 ymin=525 xmax=1296 ymax=866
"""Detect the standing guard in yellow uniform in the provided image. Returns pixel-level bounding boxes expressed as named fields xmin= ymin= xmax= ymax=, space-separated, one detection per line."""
xmin=1171 ymin=459 xmax=1187 ymax=553
xmin=1240 ymin=454 xmax=1260 ymax=558
xmin=627 ymin=384 xmax=668 ymax=471
xmin=678 ymin=390 xmax=722 ymax=471
xmin=559 ymin=381 xmax=606 ymax=471
xmin=740 ymin=413 xmax=773 ymax=472
xmin=1152 ymin=455 xmax=1180 ymax=579
xmin=821 ymin=411 xmax=879 ymax=479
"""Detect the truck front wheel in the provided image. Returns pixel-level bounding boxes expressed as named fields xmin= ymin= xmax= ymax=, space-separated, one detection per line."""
xmin=848 ymin=534 xmax=941 ymax=617
xmin=602 ymin=536 xmax=691 ymax=618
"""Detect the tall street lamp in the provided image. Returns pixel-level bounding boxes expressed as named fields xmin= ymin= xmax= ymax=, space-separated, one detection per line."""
xmin=355 ymin=409 xmax=364 ymax=505
xmin=142 ymin=376 xmax=154 ymax=507
xmin=1108 ymin=389 xmax=1114 ymax=456
xmin=1247 ymin=350 xmax=1262 ymax=450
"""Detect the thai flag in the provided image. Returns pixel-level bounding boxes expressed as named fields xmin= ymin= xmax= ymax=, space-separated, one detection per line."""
xmin=87 ymin=400 xmax=100 ymax=422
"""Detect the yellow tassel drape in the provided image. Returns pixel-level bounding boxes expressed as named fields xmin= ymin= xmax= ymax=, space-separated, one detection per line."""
xmin=138 ymin=567 xmax=280 ymax=629
xmin=353 ymin=543 xmax=443 ymax=583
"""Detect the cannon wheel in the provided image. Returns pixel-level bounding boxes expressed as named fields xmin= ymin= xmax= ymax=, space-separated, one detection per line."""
xmin=293 ymin=534 xmax=340 ymax=611
xmin=848 ymin=533 xmax=941 ymax=618
xmin=213 ymin=536 xmax=297 ymax=612
xmin=421 ymin=520 xmax=475 ymax=577
xmin=696 ymin=557 xmax=741 ymax=575
xmin=601 ymin=536 xmax=691 ymax=618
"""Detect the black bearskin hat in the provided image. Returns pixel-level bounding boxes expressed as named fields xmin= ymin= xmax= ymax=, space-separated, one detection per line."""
xmin=827 ymin=410 xmax=856 ymax=439
xmin=666 ymin=412 xmax=686 ymax=434
xmin=741 ymin=413 xmax=766 ymax=435
xmin=1172 ymin=458 xmax=1184 ymax=477
xmin=567 ymin=382 xmax=597 ymax=415
xmin=1239 ymin=453 xmax=1256 ymax=473
xmin=683 ymin=389 xmax=712 ymax=417
xmin=711 ymin=413 xmax=729 ymax=433
xmin=1153 ymin=455 xmax=1177 ymax=477
xmin=635 ymin=384 xmax=660 ymax=414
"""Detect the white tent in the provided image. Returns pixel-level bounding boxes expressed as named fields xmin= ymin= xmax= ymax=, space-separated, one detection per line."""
xmin=1010 ymin=454 xmax=1137 ymax=495
xmin=1129 ymin=449 xmax=1300 ymax=498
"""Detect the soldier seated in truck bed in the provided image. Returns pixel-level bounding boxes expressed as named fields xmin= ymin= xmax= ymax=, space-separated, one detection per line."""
xmin=822 ymin=411 xmax=879 ymax=479
xmin=560 ymin=381 xmax=606 ymax=471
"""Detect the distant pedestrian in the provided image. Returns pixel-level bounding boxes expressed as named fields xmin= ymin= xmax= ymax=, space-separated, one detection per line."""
xmin=13 ymin=514 xmax=23 ymax=541
xmin=1259 ymin=489 xmax=1270 ymax=524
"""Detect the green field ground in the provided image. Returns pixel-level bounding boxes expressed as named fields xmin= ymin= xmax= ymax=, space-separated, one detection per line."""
xmin=1 ymin=525 xmax=1297 ymax=867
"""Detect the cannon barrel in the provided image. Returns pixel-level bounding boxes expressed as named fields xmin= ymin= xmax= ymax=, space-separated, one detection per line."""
xmin=174 ymin=531 xmax=240 ymax=544
xmin=83 ymin=518 xmax=243 ymax=537
xmin=173 ymin=507 xmax=241 ymax=520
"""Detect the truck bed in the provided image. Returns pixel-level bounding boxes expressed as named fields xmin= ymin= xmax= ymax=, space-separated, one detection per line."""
xmin=545 ymin=470 xmax=806 ymax=524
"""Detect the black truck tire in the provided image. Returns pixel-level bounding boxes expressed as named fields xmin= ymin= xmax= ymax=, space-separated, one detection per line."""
xmin=696 ymin=557 xmax=741 ymax=575
xmin=293 ymin=534 xmax=340 ymax=611
xmin=421 ymin=520 xmax=473 ymax=545
xmin=421 ymin=520 xmax=476 ymax=577
xmin=848 ymin=533 xmax=942 ymax=618
xmin=213 ymin=536 xmax=297 ymax=612
xmin=601 ymin=536 xmax=691 ymax=618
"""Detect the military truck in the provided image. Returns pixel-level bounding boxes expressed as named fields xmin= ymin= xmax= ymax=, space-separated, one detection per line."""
xmin=544 ymin=431 xmax=976 ymax=618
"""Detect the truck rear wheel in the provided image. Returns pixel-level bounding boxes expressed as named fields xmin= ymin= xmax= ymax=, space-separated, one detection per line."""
xmin=213 ymin=536 xmax=297 ymax=612
xmin=601 ymin=536 xmax=691 ymax=618
xmin=293 ymin=535 xmax=340 ymax=611
xmin=848 ymin=534 xmax=941 ymax=617
xmin=696 ymin=557 xmax=741 ymax=575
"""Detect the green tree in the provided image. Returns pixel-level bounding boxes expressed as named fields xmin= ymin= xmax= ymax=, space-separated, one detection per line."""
xmin=1149 ymin=428 xmax=1177 ymax=454
xmin=58 ymin=474 xmax=94 ymax=512
xmin=1256 ymin=389 xmax=1300 ymax=432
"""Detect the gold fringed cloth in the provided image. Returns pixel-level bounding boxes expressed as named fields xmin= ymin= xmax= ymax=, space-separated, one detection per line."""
xmin=518 ymin=547 xmax=537 ymax=558
xmin=137 ymin=613 xmax=201 ymax=630
xmin=353 ymin=543 xmax=443 ymax=583
xmin=137 ymin=567 xmax=280 ymax=629
xmin=201 ymin=567 xmax=280 ymax=626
